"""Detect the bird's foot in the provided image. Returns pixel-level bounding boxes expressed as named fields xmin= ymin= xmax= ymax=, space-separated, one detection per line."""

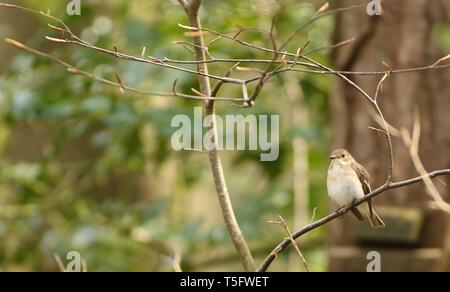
xmin=351 ymin=199 xmax=358 ymax=208
xmin=336 ymin=206 xmax=346 ymax=218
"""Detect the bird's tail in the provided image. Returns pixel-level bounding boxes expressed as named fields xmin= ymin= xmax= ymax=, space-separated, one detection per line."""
xmin=359 ymin=202 xmax=385 ymax=229
xmin=368 ymin=208 xmax=385 ymax=229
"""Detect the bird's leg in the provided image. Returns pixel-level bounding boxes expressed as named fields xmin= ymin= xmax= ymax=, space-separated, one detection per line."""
xmin=336 ymin=206 xmax=346 ymax=218
xmin=336 ymin=200 xmax=359 ymax=219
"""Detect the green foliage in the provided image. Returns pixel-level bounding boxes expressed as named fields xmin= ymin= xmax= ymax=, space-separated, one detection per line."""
xmin=433 ymin=23 xmax=450 ymax=51
xmin=0 ymin=0 xmax=334 ymax=271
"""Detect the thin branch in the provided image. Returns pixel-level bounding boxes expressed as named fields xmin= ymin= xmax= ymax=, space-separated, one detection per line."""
xmin=44 ymin=36 xmax=244 ymax=85
xmin=374 ymin=71 xmax=390 ymax=102
xmin=173 ymin=40 xmax=214 ymax=60
xmin=431 ymin=54 xmax=450 ymax=67
xmin=268 ymin=216 xmax=310 ymax=272
xmin=244 ymin=61 xmax=450 ymax=82
xmin=176 ymin=20 xmax=450 ymax=83
xmin=291 ymin=55 xmax=395 ymax=185
xmin=54 ymin=253 xmax=66 ymax=272
xmin=299 ymin=57 xmax=394 ymax=187
xmin=248 ymin=31 xmax=281 ymax=105
xmin=161 ymin=247 xmax=183 ymax=272
xmin=211 ymin=62 xmax=240 ymax=97
xmin=0 ymin=3 xmax=245 ymax=86
xmin=258 ymin=169 xmax=450 ymax=272
xmin=310 ymin=207 xmax=318 ymax=223
xmin=4 ymin=2 xmax=448 ymax=89
xmin=81 ymin=260 xmax=88 ymax=272
xmin=400 ymin=112 xmax=450 ymax=213
xmin=181 ymin=147 xmax=207 ymax=153
xmin=302 ymin=37 xmax=355 ymax=56
xmin=177 ymin=0 xmax=188 ymax=9
xmin=368 ymin=107 xmax=402 ymax=138
xmin=373 ymin=71 xmax=394 ymax=183
xmin=4 ymin=39 xmax=241 ymax=102
xmin=370 ymin=109 xmax=450 ymax=213
xmin=160 ymin=57 xmax=450 ymax=77
xmin=277 ymin=1 xmax=331 ymax=51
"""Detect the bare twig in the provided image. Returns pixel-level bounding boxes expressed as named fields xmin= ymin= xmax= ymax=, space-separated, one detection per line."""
xmin=211 ymin=62 xmax=240 ymax=97
xmin=302 ymin=37 xmax=355 ymax=56
xmin=291 ymin=55 xmax=395 ymax=184
xmin=244 ymin=62 xmax=450 ymax=82
xmin=247 ymin=31 xmax=281 ymax=105
xmin=4 ymin=39 xmax=241 ymax=102
xmin=161 ymin=255 xmax=183 ymax=272
xmin=161 ymin=247 xmax=183 ymax=272
xmin=310 ymin=207 xmax=318 ymax=223
xmin=370 ymin=108 xmax=450 ymax=213
xmin=81 ymin=260 xmax=88 ymax=272
xmin=44 ymin=37 xmax=245 ymax=84
xmin=54 ymin=253 xmax=66 ymax=272
xmin=0 ymin=3 xmax=245 ymax=86
xmin=373 ymin=71 xmax=394 ymax=184
xmin=160 ymin=57 xmax=450 ymax=76
xmin=268 ymin=216 xmax=310 ymax=272
xmin=182 ymin=147 xmax=207 ymax=153
xmin=4 ymin=2 xmax=448 ymax=89
xmin=400 ymin=112 xmax=450 ymax=213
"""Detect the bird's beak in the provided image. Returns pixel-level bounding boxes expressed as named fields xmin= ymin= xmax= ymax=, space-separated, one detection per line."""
xmin=329 ymin=155 xmax=338 ymax=160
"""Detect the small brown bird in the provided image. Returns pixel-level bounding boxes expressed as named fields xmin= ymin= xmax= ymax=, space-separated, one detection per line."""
xmin=327 ymin=149 xmax=385 ymax=229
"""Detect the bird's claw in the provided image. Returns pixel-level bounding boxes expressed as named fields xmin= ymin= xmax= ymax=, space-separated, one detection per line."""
xmin=336 ymin=206 xmax=345 ymax=218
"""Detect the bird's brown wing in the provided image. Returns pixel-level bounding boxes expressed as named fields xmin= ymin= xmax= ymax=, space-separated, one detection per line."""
xmin=351 ymin=161 xmax=371 ymax=194
xmin=351 ymin=161 xmax=374 ymax=219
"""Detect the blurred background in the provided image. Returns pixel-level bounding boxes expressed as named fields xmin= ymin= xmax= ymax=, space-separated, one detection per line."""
xmin=0 ymin=0 xmax=449 ymax=272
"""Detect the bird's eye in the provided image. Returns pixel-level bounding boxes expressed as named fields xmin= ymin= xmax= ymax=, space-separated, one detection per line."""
xmin=341 ymin=154 xmax=345 ymax=158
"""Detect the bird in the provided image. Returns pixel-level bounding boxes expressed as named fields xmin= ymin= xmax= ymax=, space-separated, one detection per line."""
xmin=327 ymin=148 xmax=385 ymax=229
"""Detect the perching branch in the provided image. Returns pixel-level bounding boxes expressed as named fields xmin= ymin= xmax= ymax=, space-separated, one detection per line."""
xmin=258 ymin=169 xmax=450 ymax=272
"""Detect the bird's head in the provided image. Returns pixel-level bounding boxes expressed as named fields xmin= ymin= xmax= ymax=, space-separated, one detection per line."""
xmin=329 ymin=148 xmax=354 ymax=164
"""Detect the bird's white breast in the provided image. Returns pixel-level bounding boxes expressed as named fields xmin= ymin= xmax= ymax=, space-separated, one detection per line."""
xmin=327 ymin=161 xmax=364 ymax=206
